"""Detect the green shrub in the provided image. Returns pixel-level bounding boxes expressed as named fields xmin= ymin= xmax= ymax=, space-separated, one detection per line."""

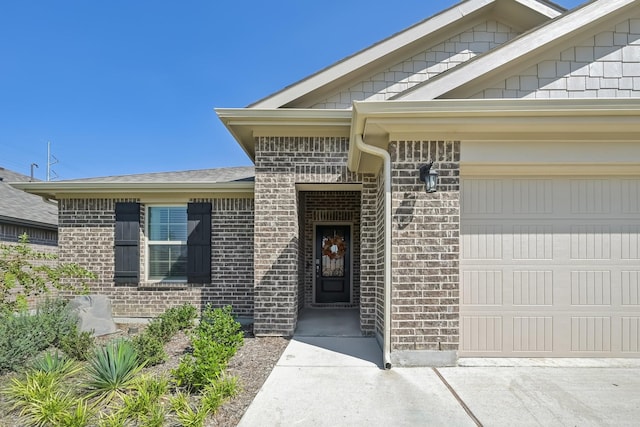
xmin=0 ymin=298 xmax=78 ymax=372
xmin=0 ymin=312 xmax=47 ymax=371
xmin=164 ymin=304 xmax=197 ymax=330
xmin=60 ymin=324 xmax=95 ymax=361
xmin=145 ymin=317 xmax=178 ymax=343
xmin=172 ymin=305 xmax=243 ymax=392
xmin=131 ymin=332 xmax=166 ymax=366
xmin=85 ymin=339 xmax=144 ymax=402
xmin=200 ymin=305 xmax=244 ymax=355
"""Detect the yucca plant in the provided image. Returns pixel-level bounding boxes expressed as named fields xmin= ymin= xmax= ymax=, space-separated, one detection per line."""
xmin=85 ymin=339 xmax=144 ymax=402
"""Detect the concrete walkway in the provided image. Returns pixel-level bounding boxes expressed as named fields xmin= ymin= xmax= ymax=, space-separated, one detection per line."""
xmin=238 ymin=309 xmax=640 ymax=426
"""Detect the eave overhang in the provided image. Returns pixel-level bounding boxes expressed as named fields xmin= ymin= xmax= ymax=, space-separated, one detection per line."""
xmin=348 ymin=98 xmax=640 ymax=173
xmin=10 ymin=181 xmax=255 ymax=201
xmin=0 ymin=215 xmax=58 ymax=231
xmin=216 ymin=108 xmax=353 ymax=161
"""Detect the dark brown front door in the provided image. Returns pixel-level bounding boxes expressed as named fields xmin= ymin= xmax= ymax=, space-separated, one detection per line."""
xmin=315 ymin=225 xmax=350 ymax=303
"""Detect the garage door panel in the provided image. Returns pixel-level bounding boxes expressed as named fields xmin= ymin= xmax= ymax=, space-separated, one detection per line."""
xmin=461 ymin=176 xmax=640 ymax=357
xmin=622 ymin=317 xmax=640 ymax=352
xmin=622 ymin=271 xmax=640 ymax=305
xmin=513 ymin=270 xmax=554 ymax=306
xmin=571 ymin=317 xmax=612 ymax=353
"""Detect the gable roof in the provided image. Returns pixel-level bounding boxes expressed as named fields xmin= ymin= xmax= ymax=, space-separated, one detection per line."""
xmin=398 ymin=0 xmax=639 ymax=100
xmin=10 ymin=166 xmax=255 ymax=200
xmin=0 ymin=167 xmax=58 ymax=229
xmin=248 ymin=0 xmax=563 ymax=109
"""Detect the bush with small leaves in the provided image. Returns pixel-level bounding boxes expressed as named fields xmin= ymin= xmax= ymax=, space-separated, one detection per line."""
xmin=131 ymin=332 xmax=166 ymax=366
xmin=60 ymin=323 xmax=95 ymax=361
xmin=199 ymin=305 xmax=244 ymax=358
xmin=164 ymin=304 xmax=198 ymax=330
xmin=0 ymin=298 xmax=78 ymax=372
xmin=172 ymin=305 xmax=243 ymax=392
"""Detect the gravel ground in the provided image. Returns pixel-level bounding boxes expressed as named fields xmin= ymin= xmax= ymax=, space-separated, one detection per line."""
xmin=0 ymin=324 xmax=290 ymax=426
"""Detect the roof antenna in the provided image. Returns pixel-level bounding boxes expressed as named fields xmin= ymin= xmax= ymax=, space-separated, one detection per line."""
xmin=30 ymin=163 xmax=39 ymax=182
xmin=47 ymin=141 xmax=59 ymax=181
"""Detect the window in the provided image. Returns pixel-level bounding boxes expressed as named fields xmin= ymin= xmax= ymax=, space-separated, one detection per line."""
xmin=147 ymin=206 xmax=187 ymax=281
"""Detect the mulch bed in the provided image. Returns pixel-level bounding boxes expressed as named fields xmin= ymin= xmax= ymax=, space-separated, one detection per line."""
xmin=0 ymin=323 xmax=289 ymax=427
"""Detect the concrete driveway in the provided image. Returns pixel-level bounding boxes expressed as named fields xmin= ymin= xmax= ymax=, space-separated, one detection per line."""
xmin=238 ymin=336 xmax=640 ymax=427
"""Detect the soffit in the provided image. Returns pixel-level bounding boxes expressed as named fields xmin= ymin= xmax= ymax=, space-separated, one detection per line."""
xmin=216 ymin=108 xmax=353 ymax=160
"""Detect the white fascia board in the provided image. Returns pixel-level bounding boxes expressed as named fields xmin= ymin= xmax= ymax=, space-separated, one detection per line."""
xmin=248 ymin=0 xmax=502 ymax=109
xmin=347 ymin=98 xmax=640 ymax=171
xmin=515 ymin=0 xmax=564 ymax=16
xmin=354 ymin=98 xmax=640 ymax=117
xmin=216 ymin=108 xmax=353 ymax=160
xmin=398 ymin=0 xmax=638 ymax=101
xmin=11 ymin=181 xmax=255 ymax=200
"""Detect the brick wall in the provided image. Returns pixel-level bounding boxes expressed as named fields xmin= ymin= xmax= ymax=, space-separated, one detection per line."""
xmin=389 ymin=141 xmax=461 ymax=354
xmin=253 ymin=136 xmax=370 ymax=336
xmin=475 ymin=18 xmax=640 ymax=98
xmin=58 ymin=197 xmax=254 ymax=318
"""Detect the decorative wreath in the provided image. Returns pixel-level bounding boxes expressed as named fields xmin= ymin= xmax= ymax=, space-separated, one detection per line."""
xmin=322 ymin=235 xmax=346 ymax=260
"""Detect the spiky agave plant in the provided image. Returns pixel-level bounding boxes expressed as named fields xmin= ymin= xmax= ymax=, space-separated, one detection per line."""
xmin=84 ymin=339 xmax=145 ymax=402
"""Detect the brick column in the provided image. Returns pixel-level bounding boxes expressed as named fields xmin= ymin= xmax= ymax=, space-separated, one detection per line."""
xmin=389 ymin=140 xmax=461 ymax=366
xmin=253 ymin=139 xmax=300 ymax=336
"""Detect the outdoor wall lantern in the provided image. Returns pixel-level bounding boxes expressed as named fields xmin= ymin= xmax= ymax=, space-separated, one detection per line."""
xmin=419 ymin=162 xmax=438 ymax=193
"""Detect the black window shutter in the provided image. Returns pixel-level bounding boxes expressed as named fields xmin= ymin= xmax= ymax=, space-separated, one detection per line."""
xmin=187 ymin=202 xmax=211 ymax=284
xmin=114 ymin=202 xmax=140 ymax=284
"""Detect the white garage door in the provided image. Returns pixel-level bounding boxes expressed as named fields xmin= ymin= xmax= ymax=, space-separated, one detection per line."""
xmin=460 ymin=176 xmax=640 ymax=357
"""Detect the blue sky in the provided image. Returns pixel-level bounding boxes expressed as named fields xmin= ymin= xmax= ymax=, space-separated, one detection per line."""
xmin=0 ymin=0 xmax=584 ymax=180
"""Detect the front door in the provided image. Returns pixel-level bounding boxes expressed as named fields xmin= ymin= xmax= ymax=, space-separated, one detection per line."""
xmin=315 ymin=225 xmax=351 ymax=303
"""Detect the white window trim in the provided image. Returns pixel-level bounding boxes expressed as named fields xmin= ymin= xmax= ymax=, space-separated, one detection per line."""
xmin=145 ymin=204 xmax=188 ymax=283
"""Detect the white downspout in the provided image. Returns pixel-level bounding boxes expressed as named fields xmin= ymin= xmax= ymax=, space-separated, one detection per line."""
xmin=355 ymin=134 xmax=392 ymax=369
